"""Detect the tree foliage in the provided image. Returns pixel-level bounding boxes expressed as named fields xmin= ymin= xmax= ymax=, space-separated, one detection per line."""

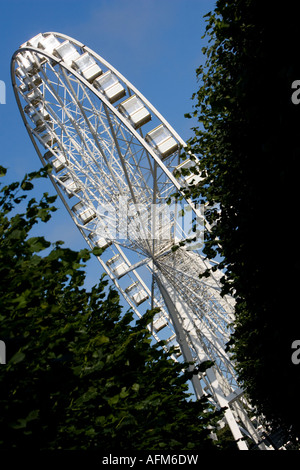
xmin=0 ymin=166 xmax=223 ymax=450
xmin=183 ymin=0 xmax=300 ymax=439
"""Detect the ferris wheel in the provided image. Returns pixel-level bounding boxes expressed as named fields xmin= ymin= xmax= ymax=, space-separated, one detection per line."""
xmin=11 ymin=32 xmax=267 ymax=450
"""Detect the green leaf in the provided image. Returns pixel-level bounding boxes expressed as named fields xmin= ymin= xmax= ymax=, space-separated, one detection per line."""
xmin=27 ymin=236 xmax=50 ymax=252
xmin=9 ymin=351 xmax=26 ymax=364
xmin=96 ymin=335 xmax=110 ymax=345
xmin=0 ymin=166 xmax=7 ymax=176
xmin=92 ymin=246 xmax=104 ymax=256
xmin=108 ymin=394 xmax=119 ymax=406
xmin=132 ymin=383 xmax=140 ymax=392
xmin=21 ymin=181 xmax=34 ymax=191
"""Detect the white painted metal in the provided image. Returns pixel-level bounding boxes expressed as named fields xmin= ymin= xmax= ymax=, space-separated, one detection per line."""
xmin=11 ymin=32 xmax=267 ymax=450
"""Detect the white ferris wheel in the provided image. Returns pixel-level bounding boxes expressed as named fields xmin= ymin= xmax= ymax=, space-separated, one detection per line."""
xmin=11 ymin=32 xmax=267 ymax=450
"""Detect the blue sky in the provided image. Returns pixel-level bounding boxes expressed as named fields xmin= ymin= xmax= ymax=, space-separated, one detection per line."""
xmin=0 ymin=0 xmax=216 ymax=289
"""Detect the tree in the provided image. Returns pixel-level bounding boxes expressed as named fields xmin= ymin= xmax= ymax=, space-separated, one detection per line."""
xmin=0 ymin=166 xmax=223 ymax=450
xmin=183 ymin=0 xmax=300 ymax=439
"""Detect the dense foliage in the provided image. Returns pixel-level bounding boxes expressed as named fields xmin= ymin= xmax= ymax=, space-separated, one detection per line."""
xmin=0 ymin=166 xmax=223 ymax=450
xmin=183 ymin=0 xmax=300 ymax=438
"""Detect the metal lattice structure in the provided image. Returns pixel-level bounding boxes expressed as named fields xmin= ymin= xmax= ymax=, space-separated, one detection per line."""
xmin=11 ymin=32 xmax=268 ymax=450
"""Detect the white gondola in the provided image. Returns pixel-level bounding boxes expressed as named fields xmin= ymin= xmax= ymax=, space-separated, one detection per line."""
xmin=58 ymin=175 xmax=81 ymax=198
xmin=38 ymin=34 xmax=61 ymax=55
xmin=88 ymin=233 xmax=111 ymax=250
xmin=26 ymin=33 xmax=61 ymax=56
xmin=174 ymin=158 xmax=202 ymax=187
xmin=15 ymin=67 xmax=25 ymax=80
xmin=72 ymin=201 xmax=96 ymax=225
xmin=19 ymin=74 xmax=42 ymax=93
xmin=118 ymin=95 xmax=151 ymax=129
xmin=21 ymin=33 xmax=44 ymax=48
xmin=132 ymin=290 xmax=149 ymax=306
xmin=72 ymin=52 xmax=102 ymax=82
xmin=153 ymin=315 xmax=168 ymax=332
xmin=93 ymin=70 xmax=125 ymax=103
xmin=145 ymin=124 xmax=178 ymax=158
xmin=24 ymin=103 xmax=50 ymax=127
xmin=34 ymin=124 xmax=57 ymax=147
xmin=24 ymin=87 xmax=43 ymax=105
xmin=40 ymin=133 xmax=57 ymax=147
xmin=54 ymin=41 xmax=80 ymax=66
xmin=166 ymin=334 xmax=182 ymax=357
xmin=44 ymin=146 xmax=66 ymax=173
xmin=16 ymin=53 xmax=39 ymax=76
xmin=106 ymin=254 xmax=128 ymax=278
xmin=125 ymin=282 xmax=149 ymax=306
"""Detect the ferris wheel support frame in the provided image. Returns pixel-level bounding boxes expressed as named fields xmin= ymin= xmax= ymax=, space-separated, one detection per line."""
xmin=10 ymin=32 xmax=270 ymax=450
